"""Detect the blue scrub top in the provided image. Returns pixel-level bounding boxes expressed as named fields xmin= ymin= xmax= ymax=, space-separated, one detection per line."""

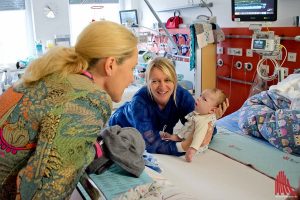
xmin=109 ymin=85 xmax=195 ymax=156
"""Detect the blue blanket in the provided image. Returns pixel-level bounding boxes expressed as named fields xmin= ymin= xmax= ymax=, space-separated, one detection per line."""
xmin=214 ymin=111 xmax=300 ymax=189
xmin=238 ymin=90 xmax=300 ymax=156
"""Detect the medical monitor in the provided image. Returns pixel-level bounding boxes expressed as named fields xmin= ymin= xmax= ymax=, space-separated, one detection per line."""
xmin=232 ymin=0 xmax=277 ymax=22
xmin=119 ymin=9 xmax=138 ymax=27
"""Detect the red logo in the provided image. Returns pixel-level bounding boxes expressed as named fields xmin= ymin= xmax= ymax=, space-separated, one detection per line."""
xmin=275 ymin=171 xmax=297 ymax=198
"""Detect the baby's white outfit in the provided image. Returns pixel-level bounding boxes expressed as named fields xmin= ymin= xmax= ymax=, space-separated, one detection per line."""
xmin=176 ymin=111 xmax=216 ymax=152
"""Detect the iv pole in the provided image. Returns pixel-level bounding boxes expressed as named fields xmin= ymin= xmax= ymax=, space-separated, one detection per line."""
xmin=143 ymin=0 xmax=181 ymax=55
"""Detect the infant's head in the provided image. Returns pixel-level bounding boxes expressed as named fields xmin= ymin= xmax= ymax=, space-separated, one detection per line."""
xmin=195 ymin=88 xmax=226 ymax=114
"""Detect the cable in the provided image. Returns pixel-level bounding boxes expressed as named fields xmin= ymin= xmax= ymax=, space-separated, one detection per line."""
xmin=256 ymin=41 xmax=288 ymax=82
xmin=256 ymin=57 xmax=280 ymax=81
xmin=143 ymin=0 xmax=181 ymax=54
xmin=251 ymin=54 xmax=261 ymax=82
xmin=264 ymin=22 xmax=271 ymax=32
xmin=243 ymin=61 xmax=247 ymax=95
xmin=279 ymin=44 xmax=287 ymax=67
xmin=200 ymin=0 xmax=213 ymax=16
xmin=229 ymin=56 xmax=235 ymax=100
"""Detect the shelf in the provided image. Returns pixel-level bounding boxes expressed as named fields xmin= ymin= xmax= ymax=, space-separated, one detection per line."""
xmin=156 ymin=3 xmax=213 ymax=12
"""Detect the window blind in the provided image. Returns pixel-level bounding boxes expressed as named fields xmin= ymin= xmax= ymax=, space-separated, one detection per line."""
xmin=0 ymin=0 xmax=25 ymax=11
xmin=70 ymin=0 xmax=119 ymax=4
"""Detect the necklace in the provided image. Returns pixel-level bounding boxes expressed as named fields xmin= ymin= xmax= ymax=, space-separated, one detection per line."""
xmin=81 ymin=70 xmax=94 ymax=80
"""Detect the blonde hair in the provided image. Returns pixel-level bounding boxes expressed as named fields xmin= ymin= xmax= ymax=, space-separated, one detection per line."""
xmin=145 ymin=57 xmax=178 ymax=103
xmin=21 ymin=21 xmax=138 ymax=86
xmin=209 ymin=88 xmax=226 ymax=106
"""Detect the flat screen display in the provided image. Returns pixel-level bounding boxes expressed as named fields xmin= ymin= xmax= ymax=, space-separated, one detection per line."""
xmin=119 ymin=9 xmax=138 ymax=27
xmin=232 ymin=0 xmax=277 ymax=22
xmin=252 ymin=39 xmax=266 ymax=49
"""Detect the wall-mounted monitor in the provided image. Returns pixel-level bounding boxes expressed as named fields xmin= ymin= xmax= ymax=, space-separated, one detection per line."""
xmin=119 ymin=9 xmax=138 ymax=27
xmin=232 ymin=0 xmax=277 ymax=22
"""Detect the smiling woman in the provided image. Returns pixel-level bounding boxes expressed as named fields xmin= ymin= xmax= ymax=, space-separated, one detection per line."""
xmin=109 ymin=57 xmax=197 ymax=156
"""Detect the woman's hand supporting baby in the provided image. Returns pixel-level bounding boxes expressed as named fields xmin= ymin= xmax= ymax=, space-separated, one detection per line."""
xmin=215 ymin=98 xmax=229 ymax=119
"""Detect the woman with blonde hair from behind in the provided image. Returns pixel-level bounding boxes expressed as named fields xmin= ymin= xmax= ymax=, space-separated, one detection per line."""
xmin=0 ymin=21 xmax=138 ymax=199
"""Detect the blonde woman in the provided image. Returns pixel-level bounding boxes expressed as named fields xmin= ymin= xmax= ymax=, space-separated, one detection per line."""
xmin=109 ymin=57 xmax=229 ymax=156
xmin=0 ymin=21 xmax=138 ymax=199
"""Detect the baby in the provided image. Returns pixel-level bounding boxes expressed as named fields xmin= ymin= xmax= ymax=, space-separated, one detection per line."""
xmin=161 ymin=88 xmax=226 ymax=162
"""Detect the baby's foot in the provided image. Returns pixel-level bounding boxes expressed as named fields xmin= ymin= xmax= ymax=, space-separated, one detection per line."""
xmin=185 ymin=147 xmax=196 ymax=162
xmin=185 ymin=153 xmax=193 ymax=162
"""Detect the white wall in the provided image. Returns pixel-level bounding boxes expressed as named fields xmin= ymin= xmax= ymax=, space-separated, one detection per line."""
xmin=131 ymin=0 xmax=300 ymax=88
xmin=69 ymin=4 xmax=120 ymax=45
xmin=120 ymin=0 xmax=139 ymax=10
xmin=0 ymin=10 xmax=30 ymax=64
xmin=137 ymin=0 xmax=300 ymax=28
xmin=30 ymin=0 xmax=70 ymax=46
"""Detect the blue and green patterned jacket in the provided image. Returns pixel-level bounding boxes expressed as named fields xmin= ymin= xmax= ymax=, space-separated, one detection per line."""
xmin=0 ymin=73 xmax=112 ymax=199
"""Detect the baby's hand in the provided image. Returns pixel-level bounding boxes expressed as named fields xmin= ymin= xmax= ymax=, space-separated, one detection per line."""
xmin=185 ymin=147 xmax=197 ymax=162
xmin=159 ymin=131 xmax=172 ymax=140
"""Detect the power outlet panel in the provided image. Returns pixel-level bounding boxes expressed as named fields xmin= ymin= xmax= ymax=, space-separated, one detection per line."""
xmin=217 ymin=58 xmax=224 ymax=67
xmin=227 ymin=48 xmax=243 ymax=56
xmin=244 ymin=62 xmax=253 ymax=71
xmin=282 ymin=67 xmax=289 ymax=76
xmin=260 ymin=65 xmax=269 ymax=74
xmin=235 ymin=61 xmax=243 ymax=69
xmin=246 ymin=49 xmax=253 ymax=57
xmin=217 ymin=47 xmax=223 ymax=54
xmin=287 ymin=52 xmax=297 ymax=62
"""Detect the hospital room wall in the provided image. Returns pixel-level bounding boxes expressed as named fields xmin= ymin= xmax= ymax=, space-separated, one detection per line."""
xmin=217 ymin=27 xmax=300 ymax=115
xmin=134 ymin=0 xmax=300 ymax=115
xmin=137 ymin=0 xmax=300 ymax=28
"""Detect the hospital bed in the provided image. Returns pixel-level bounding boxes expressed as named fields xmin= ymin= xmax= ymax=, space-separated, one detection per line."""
xmin=154 ymin=110 xmax=300 ymax=200
xmin=77 ymin=110 xmax=299 ymax=200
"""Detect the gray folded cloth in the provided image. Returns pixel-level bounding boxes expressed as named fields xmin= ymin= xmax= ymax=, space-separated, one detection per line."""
xmin=85 ymin=155 xmax=113 ymax=175
xmin=86 ymin=125 xmax=146 ymax=177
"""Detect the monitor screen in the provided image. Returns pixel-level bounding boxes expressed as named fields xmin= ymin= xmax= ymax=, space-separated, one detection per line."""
xmin=252 ymin=39 xmax=266 ymax=49
xmin=232 ymin=0 xmax=277 ymax=22
xmin=119 ymin=9 xmax=138 ymax=27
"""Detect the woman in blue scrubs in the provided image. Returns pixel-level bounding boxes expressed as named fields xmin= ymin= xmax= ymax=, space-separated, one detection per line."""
xmin=109 ymin=57 xmax=229 ymax=156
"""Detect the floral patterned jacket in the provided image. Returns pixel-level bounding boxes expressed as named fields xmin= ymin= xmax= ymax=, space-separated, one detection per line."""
xmin=0 ymin=73 xmax=112 ymax=199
